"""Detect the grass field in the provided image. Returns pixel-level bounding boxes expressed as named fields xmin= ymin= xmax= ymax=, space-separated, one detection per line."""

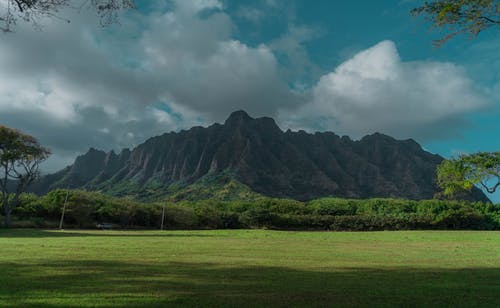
xmin=0 ymin=229 xmax=499 ymax=307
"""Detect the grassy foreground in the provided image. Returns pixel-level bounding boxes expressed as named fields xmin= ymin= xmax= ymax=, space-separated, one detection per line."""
xmin=0 ymin=230 xmax=499 ymax=307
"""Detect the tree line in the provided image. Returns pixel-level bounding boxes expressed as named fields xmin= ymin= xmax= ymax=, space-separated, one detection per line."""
xmin=3 ymin=189 xmax=499 ymax=230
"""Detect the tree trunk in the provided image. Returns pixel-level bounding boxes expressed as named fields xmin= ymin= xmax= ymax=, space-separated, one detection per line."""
xmin=4 ymin=203 xmax=11 ymax=228
xmin=6 ymin=191 xmax=22 ymax=228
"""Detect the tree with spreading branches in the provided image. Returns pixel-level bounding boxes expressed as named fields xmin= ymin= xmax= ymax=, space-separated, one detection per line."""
xmin=437 ymin=152 xmax=500 ymax=198
xmin=0 ymin=0 xmax=134 ymax=32
xmin=0 ymin=125 xmax=50 ymax=227
xmin=412 ymin=0 xmax=500 ymax=46
xmin=413 ymin=2 xmax=499 ymax=198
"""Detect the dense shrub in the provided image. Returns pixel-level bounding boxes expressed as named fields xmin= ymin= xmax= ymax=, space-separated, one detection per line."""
xmin=6 ymin=190 xmax=500 ymax=230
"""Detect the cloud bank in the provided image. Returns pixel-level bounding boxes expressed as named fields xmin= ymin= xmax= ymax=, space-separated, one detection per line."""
xmin=0 ymin=1 xmax=491 ymax=171
xmin=280 ymin=40 xmax=490 ymax=140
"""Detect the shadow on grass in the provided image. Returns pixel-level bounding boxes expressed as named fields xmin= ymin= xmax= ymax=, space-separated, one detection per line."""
xmin=0 ymin=259 xmax=499 ymax=307
xmin=0 ymin=229 xmax=216 ymax=238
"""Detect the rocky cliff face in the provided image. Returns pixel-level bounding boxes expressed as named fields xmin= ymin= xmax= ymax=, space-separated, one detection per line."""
xmin=33 ymin=110 xmax=489 ymax=202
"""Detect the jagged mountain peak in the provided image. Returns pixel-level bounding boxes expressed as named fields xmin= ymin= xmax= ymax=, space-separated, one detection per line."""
xmin=360 ymin=132 xmax=396 ymax=142
xmin=223 ymin=110 xmax=281 ymax=132
xmin=33 ymin=111 xmax=489 ymax=202
xmin=225 ymin=110 xmax=253 ymax=124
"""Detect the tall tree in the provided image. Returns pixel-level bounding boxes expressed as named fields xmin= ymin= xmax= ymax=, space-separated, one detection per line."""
xmin=412 ymin=0 xmax=500 ymax=46
xmin=437 ymin=152 xmax=500 ymax=197
xmin=413 ymin=2 xmax=500 ymax=198
xmin=0 ymin=0 xmax=134 ymax=32
xmin=0 ymin=125 xmax=50 ymax=227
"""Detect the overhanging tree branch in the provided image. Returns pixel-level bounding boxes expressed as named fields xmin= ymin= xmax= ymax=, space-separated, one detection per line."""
xmin=479 ymin=16 xmax=500 ymax=24
xmin=1 ymin=0 xmax=134 ymax=32
xmin=412 ymin=0 xmax=500 ymax=46
xmin=437 ymin=152 xmax=500 ymax=198
xmin=479 ymin=180 xmax=500 ymax=193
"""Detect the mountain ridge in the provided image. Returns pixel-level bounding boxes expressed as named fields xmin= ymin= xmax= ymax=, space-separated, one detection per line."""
xmin=32 ymin=110 xmax=489 ymax=202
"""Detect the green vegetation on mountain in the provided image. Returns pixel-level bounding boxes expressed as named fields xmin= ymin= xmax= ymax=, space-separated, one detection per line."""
xmin=100 ymin=172 xmax=264 ymax=202
xmin=167 ymin=172 xmax=264 ymax=202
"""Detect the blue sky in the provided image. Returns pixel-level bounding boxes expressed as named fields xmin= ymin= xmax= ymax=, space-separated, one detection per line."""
xmin=0 ymin=0 xmax=498 ymax=201
xmin=230 ymin=0 xmax=499 ymax=164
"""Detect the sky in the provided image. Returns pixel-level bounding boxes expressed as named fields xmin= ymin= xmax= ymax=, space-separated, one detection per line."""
xmin=0 ymin=0 xmax=499 ymax=201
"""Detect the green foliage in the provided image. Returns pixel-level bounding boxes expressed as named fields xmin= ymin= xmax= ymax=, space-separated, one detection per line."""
xmin=98 ymin=172 xmax=265 ymax=203
xmin=168 ymin=172 xmax=264 ymax=202
xmin=0 ymin=126 xmax=49 ymax=162
xmin=437 ymin=152 xmax=500 ymax=197
xmin=7 ymin=189 xmax=500 ymax=230
xmin=308 ymin=198 xmax=358 ymax=215
xmin=100 ymin=179 xmax=143 ymax=197
xmin=0 ymin=125 xmax=50 ymax=227
xmin=437 ymin=159 xmax=474 ymax=196
xmin=412 ymin=0 xmax=500 ymax=46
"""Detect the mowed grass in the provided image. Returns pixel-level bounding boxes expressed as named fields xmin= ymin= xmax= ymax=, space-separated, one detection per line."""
xmin=0 ymin=229 xmax=499 ymax=307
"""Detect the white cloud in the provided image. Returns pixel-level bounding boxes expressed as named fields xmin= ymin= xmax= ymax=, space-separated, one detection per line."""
xmin=269 ymin=24 xmax=322 ymax=83
xmin=0 ymin=2 xmax=301 ymax=172
xmin=146 ymin=39 xmax=300 ymax=117
xmin=138 ymin=2 xmax=304 ymax=119
xmin=0 ymin=0 xmax=491 ymax=175
xmin=280 ymin=40 xmax=490 ymax=141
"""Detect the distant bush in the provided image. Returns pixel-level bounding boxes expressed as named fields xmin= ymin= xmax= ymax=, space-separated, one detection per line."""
xmin=7 ymin=190 xmax=500 ymax=230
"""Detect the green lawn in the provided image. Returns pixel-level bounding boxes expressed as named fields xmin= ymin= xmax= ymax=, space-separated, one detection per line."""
xmin=0 ymin=229 xmax=499 ymax=307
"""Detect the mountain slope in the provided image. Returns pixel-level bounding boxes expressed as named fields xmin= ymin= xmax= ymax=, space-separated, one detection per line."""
xmin=33 ymin=110 xmax=489 ymax=202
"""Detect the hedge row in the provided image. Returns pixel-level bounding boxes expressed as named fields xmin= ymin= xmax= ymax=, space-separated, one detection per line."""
xmin=3 ymin=189 xmax=499 ymax=230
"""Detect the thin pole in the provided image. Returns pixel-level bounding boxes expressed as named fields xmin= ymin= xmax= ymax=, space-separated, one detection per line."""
xmin=160 ymin=203 xmax=166 ymax=231
xmin=58 ymin=190 xmax=69 ymax=230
